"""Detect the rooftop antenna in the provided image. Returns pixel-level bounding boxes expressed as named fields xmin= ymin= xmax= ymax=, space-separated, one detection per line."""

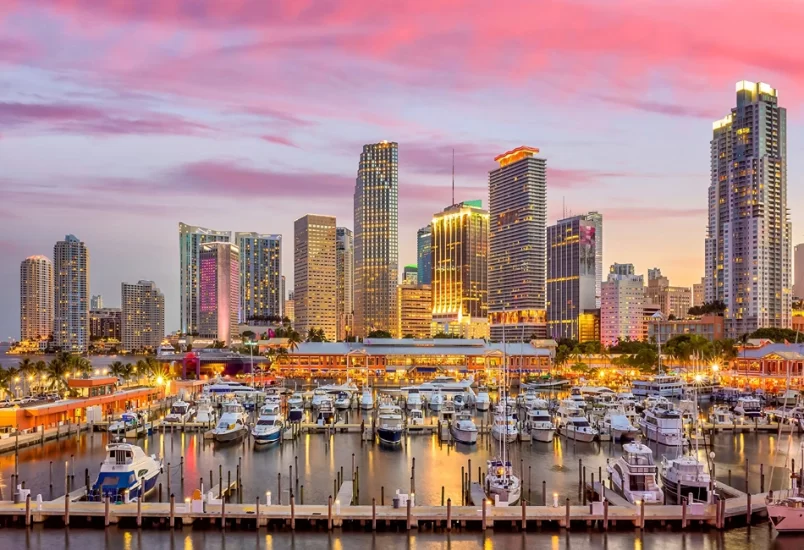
xmin=451 ymin=148 xmax=455 ymax=205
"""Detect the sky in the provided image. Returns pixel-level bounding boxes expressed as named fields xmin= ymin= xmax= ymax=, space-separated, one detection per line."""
xmin=1 ymin=0 xmax=803 ymax=340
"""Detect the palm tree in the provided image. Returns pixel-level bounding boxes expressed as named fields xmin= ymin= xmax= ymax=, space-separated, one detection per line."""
xmin=286 ymin=329 xmax=302 ymax=352
xmin=109 ymin=361 xmax=132 ymax=384
xmin=44 ymin=359 xmax=70 ymax=394
xmin=17 ymin=358 xmax=37 ymax=396
xmin=0 ymin=368 xmax=16 ymax=399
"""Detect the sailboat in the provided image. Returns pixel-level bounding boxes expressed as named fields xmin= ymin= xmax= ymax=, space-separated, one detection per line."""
xmin=485 ymin=321 xmax=522 ymax=506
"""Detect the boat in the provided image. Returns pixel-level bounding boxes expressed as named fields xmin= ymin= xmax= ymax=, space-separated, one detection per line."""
xmin=451 ymin=411 xmax=478 ymax=445
xmin=632 ymin=375 xmax=686 ymax=398
xmin=310 ymin=389 xmax=328 ymax=408
xmin=359 ymin=387 xmax=374 ymax=410
xmin=407 ymin=408 xmax=424 ymax=427
xmin=452 ymin=393 xmax=467 ymax=410
xmin=252 ymin=403 xmax=284 ymax=445
xmin=524 ymin=408 xmax=555 ymax=443
xmin=562 ymin=416 xmax=598 ymax=442
xmin=195 ymin=396 xmax=215 ymax=424
xmin=211 ymin=401 xmax=249 ymax=443
xmin=607 ymin=442 xmax=664 ymax=505
xmin=405 ymin=389 xmax=422 ymax=410
xmin=491 ymin=410 xmax=518 ymax=443
xmin=475 ymin=389 xmax=491 ymax=412
xmin=319 ymin=379 xmax=359 ymax=396
xmin=108 ymin=412 xmax=144 ymax=433
xmin=517 ymin=389 xmax=539 ymax=408
xmin=639 ymin=402 xmax=684 ymax=446
xmin=287 ymin=392 xmax=305 ymax=409
xmin=659 ymin=454 xmax=711 ymax=504
xmin=164 ymin=400 xmax=195 ymax=423
xmin=775 ymin=389 xmax=800 ymax=407
xmin=733 ymin=396 xmax=763 ymax=420
xmin=568 ymin=387 xmax=587 ymax=409
xmin=203 ymin=379 xmax=264 ymax=399
xmin=376 ymin=402 xmax=404 ymax=446
xmin=334 ymin=391 xmax=351 ymax=410
xmin=768 ymin=496 xmax=804 ymax=532
xmin=600 ymin=409 xmax=640 ymax=442
xmin=90 ymin=442 xmax=162 ymax=503
xmin=316 ymin=397 xmax=336 ymax=425
xmin=439 ymin=400 xmax=456 ymax=423
xmin=288 ymin=405 xmax=304 ymax=423
xmin=400 ymin=375 xmax=475 ymax=400
xmin=429 ymin=389 xmax=444 ymax=412
xmin=556 ymin=399 xmax=584 ymax=426
xmin=709 ymin=405 xmax=734 ymax=426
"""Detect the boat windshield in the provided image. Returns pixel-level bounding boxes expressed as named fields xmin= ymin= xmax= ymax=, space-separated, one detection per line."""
xmin=572 ymin=420 xmax=590 ymax=428
xmin=625 ymin=453 xmax=654 ymax=466
xmin=257 ymin=419 xmax=276 ymax=426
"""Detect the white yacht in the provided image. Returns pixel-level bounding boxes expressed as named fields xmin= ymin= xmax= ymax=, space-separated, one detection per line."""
xmin=91 ymin=442 xmax=162 ymax=502
xmin=334 ymin=391 xmax=351 ymax=410
xmin=407 ymin=408 xmax=424 ymax=427
xmin=733 ymin=396 xmax=763 ymax=420
xmin=203 ymin=379 xmax=264 ymax=399
xmin=475 ymin=389 xmax=491 ymax=412
xmin=428 ymin=389 xmax=444 ymax=412
xmin=775 ymin=389 xmax=800 ymax=406
xmin=195 ymin=396 xmax=215 ymax=424
xmin=405 ymin=389 xmax=422 ymax=410
xmin=568 ymin=387 xmax=587 ymax=409
xmin=211 ymin=401 xmax=249 ymax=443
xmin=524 ymin=408 xmax=555 ymax=443
xmin=491 ymin=410 xmax=518 ymax=443
xmin=310 ymin=389 xmax=328 ymax=408
xmin=632 ymin=375 xmax=685 ymax=398
xmin=659 ymin=454 xmax=711 ymax=504
xmin=252 ymin=402 xmax=283 ymax=445
xmin=287 ymin=392 xmax=305 ymax=409
xmin=359 ymin=387 xmax=374 ymax=410
xmin=108 ymin=412 xmax=144 ymax=433
xmin=640 ymin=402 xmax=684 ymax=446
xmin=316 ymin=397 xmax=336 ymax=424
xmin=517 ymin=389 xmax=539 ymax=409
xmin=164 ymin=400 xmax=195 ymax=423
xmin=376 ymin=402 xmax=404 ymax=446
xmin=451 ymin=411 xmax=478 ymax=445
xmin=319 ymin=379 xmax=359 ymax=396
xmin=600 ymin=409 xmax=640 ymax=443
xmin=607 ymin=443 xmax=664 ymax=505
xmin=562 ymin=416 xmax=598 ymax=442
xmin=485 ymin=458 xmax=521 ymax=506
xmin=709 ymin=405 xmax=734 ymax=425
xmin=556 ymin=399 xmax=584 ymax=426
xmin=452 ymin=393 xmax=468 ymax=411
xmin=768 ymin=496 xmax=804 ymax=532
xmin=401 ymin=375 xmax=475 ymax=399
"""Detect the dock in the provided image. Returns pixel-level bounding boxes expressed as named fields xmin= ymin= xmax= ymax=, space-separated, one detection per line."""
xmin=0 ymin=423 xmax=87 ymax=455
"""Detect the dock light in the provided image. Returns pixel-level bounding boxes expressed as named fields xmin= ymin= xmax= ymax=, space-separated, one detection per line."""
xmin=156 ymin=376 xmax=164 ymax=385
xmin=335 ymin=499 xmax=341 ymax=514
xmin=553 ymin=492 xmax=559 ymax=507
xmin=266 ymin=491 xmax=272 ymax=505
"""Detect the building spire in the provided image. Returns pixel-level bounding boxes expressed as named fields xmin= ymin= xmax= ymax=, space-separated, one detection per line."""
xmin=451 ymin=148 xmax=455 ymax=205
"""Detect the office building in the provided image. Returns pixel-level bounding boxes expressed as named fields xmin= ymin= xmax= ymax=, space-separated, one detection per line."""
xmin=417 ymin=225 xmax=432 ymax=285
xmin=795 ymin=244 xmax=804 ymax=299
xmin=285 ymin=292 xmax=295 ymax=323
xmin=354 ymin=141 xmax=398 ymax=337
xmin=281 ymin=276 xmax=286 ymax=319
xmin=235 ymin=232 xmax=282 ymax=322
xmin=546 ymin=212 xmax=602 ymax=340
xmin=692 ymin=278 xmax=705 ymax=308
xmin=336 ymin=227 xmax=354 ymax=340
xmin=488 ymin=146 xmax=547 ymax=341
xmin=431 ymin=200 xmax=489 ymax=339
xmin=20 ymin=256 xmax=53 ymax=342
xmin=578 ymin=309 xmax=600 ymax=343
xmin=54 ymin=235 xmax=89 ymax=352
xmin=705 ymin=81 xmax=791 ymax=337
xmin=397 ymin=283 xmax=432 ymax=339
xmin=198 ymin=242 xmax=240 ymax=345
xmin=294 ymin=215 xmax=337 ymax=341
xmin=89 ymin=308 xmax=121 ymax=341
xmin=90 ymin=295 xmax=103 ymax=310
xmin=648 ymin=314 xmax=725 ymax=345
xmin=601 ymin=264 xmax=645 ymax=346
xmin=121 ymin=281 xmax=164 ymax=352
xmin=179 ymin=223 xmax=230 ymax=335
xmin=403 ymin=265 xmax=418 ymax=284
xmin=644 ymin=268 xmax=693 ymax=319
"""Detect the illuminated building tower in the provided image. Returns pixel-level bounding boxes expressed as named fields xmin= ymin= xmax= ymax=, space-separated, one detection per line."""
xmin=403 ymin=265 xmax=418 ymax=284
xmin=794 ymin=244 xmax=804 ymax=299
xmin=354 ymin=141 xmax=398 ymax=337
xmin=89 ymin=308 xmax=121 ymax=341
xmin=601 ymin=263 xmax=645 ymax=346
xmin=294 ymin=215 xmax=337 ymax=341
xmin=431 ymin=200 xmax=489 ymax=338
xmin=546 ymin=212 xmax=602 ymax=340
xmin=705 ymin=81 xmax=790 ymax=337
xmin=488 ymin=146 xmax=547 ymax=341
xmin=20 ymin=256 xmax=53 ymax=342
xmin=198 ymin=242 xmax=240 ymax=346
xmin=179 ymin=222 xmax=230 ymax=335
xmin=397 ymin=283 xmax=432 ymax=339
xmin=54 ymin=235 xmax=89 ymax=352
xmin=336 ymin=227 xmax=354 ymax=340
xmin=121 ymin=281 xmax=164 ymax=352
xmin=235 ymin=232 xmax=282 ymax=322
xmin=417 ymin=225 xmax=432 ymax=285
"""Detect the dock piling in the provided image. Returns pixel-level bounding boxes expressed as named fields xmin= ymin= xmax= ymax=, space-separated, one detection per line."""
xmin=482 ymin=498 xmax=487 ymax=531
xmin=582 ymin=466 xmax=587 ymax=505
xmin=137 ymin=479 xmax=143 ymax=527
xmin=221 ymin=489 xmax=226 ymax=530
xmin=681 ymin=496 xmax=687 ymax=528
xmin=291 ymin=495 xmax=296 ymax=530
xmin=180 ymin=455 xmax=184 ymax=482
xmin=447 ymin=498 xmax=452 ymax=531
xmin=278 ymin=473 xmax=282 ymax=505
xmin=25 ymin=493 xmax=30 ymax=527
xmin=542 ymin=480 xmax=546 ymax=506
xmin=564 ymin=498 xmax=570 ymax=529
xmin=104 ymin=496 xmax=110 ymax=527
xmin=760 ymin=463 xmax=765 ymax=493
xmin=64 ymin=488 xmax=69 ymax=527
xmin=167 ymin=463 xmax=171 ymax=495
xmin=747 ymin=493 xmax=752 ymax=525
xmin=372 ymin=498 xmax=377 ymax=531
xmin=169 ymin=494 xmax=175 ymax=529
xmin=521 ymin=498 xmax=526 ymax=531
xmin=381 ymin=486 xmax=384 ymax=506
xmin=603 ymin=498 xmax=609 ymax=530
xmin=327 ymin=496 xmax=333 ymax=530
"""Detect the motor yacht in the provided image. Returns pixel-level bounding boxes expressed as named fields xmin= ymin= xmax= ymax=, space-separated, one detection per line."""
xmin=359 ymin=387 xmax=374 ymax=410
xmin=640 ymin=402 xmax=684 ymax=446
xmin=315 ymin=397 xmax=336 ymax=425
xmin=768 ymin=495 xmax=804 ymax=532
xmin=475 ymin=389 xmax=491 ymax=412
xmin=429 ymin=389 xmax=444 ymax=412
xmin=90 ymin=442 xmax=162 ymax=503
xmin=607 ymin=443 xmax=664 ymax=505
xmin=485 ymin=458 xmax=521 ymax=506
xmin=632 ymin=375 xmax=685 ymax=398
xmin=524 ymin=408 xmax=555 ymax=443
xmin=195 ymin=396 xmax=215 ymax=424
xmin=733 ymin=396 xmax=763 ymax=420
xmin=310 ymin=389 xmax=328 ymax=408
xmin=407 ymin=408 xmax=424 ymax=427
xmin=164 ymin=400 xmax=195 ymax=424
xmin=600 ymin=408 xmax=640 ymax=442
xmin=709 ymin=404 xmax=735 ymax=426
xmin=211 ymin=400 xmax=249 ymax=443
xmin=252 ymin=403 xmax=284 ymax=445
xmin=334 ymin=391 xmax=351 ymax=410
xmin=108 ymin=412 xmax=145 ymax=433
xmin=451 ymin=411 xmax=478 ymax=445
xmin=405 ymin=388 xmax=422 ymax=410
xmin=660 ymin=454 xmax=711 ymax=504
xmin=491 ymin=410 xmax=518 ymax=443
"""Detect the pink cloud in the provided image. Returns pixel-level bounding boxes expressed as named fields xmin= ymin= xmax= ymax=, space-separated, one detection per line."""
xmin=260 ymin=135 xmax=298 ymax=148
xmin=602 ymin=206 xmax=707 ymax=222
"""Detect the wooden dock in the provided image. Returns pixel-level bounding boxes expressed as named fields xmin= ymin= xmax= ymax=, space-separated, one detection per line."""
xmin=0 ymin=423 xmax=87 ymax=455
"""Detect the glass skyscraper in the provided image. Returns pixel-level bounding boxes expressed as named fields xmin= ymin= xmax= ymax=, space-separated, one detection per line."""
xmin=354 ymin=141 xmax=398 ymax=337
xmin=179 ymin=222 xmax=230 ymax=335
xmin=235 ymin=232 xmax=282 ymax=322
xmin=198 ymin=242 xmax=240 ymax=345
xmin=336 ymin=227 xmax=354 ymax=340
xmin=54 ymin=235 xmax=89 ymax=352
xmin=417 ymin=225 xmax=432 ymax=285
xmin=294 ymin=215 xmax=337 ymax=341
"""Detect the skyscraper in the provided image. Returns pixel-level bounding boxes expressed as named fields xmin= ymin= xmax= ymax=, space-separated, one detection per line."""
xmin=403 ymin=265 xmax=418 ymax=284
xmin=397 ymin=283 xmax=432 ymax=339
xmin=431 ymin=200 xmax=489 ymax=338
xmin=198 ymin=242 xmax=240 ymax=345
xmin=488 ymin=146 xmax=547 ymax=341
xmin=705 ymin=81 xmax=790 ymax=337
xmin=644 ymin=268 xmax=692 ymax=320
xmin=546 ymin=213 xmax=602 ymax=340
xmin=121 ymin=281 xmax=164 ymax=352
xmin=692 ymin=277 xmax=705 ymax=307
xmin=354 ymin=141 xmax=398 ymax=337
xmin=179 ymin=223 xmax=230 ymax=335
xmin=89 ymin=308 xmax=121 ymax=341
xmin=417 ymin=225 xmax=432 ymax=285
xmin=336 ymin=227 xmax=354 ymax=340
xmin=794 ymin=244 xmax=804 ymax=299
xmin=601 ymin=263 xmax=645 ymax=346
xmin=20 ymin=256 xmax=53 ymax=342
xmin=235 ymin=232 xmax=282 ymax=322
xmin=54 ymin=235 xmax=89 ymax=352
xmin=90 ymin=295 xmax=103 ymax=310
xmin=294 ymin=215 xmax=337 ymax=341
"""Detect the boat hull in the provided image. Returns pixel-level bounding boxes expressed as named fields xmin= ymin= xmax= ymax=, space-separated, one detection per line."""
xmin=659 ymin=474 xmax=709 ymax=504
xmin=451 ymin=426 xmax=478 ymax=445
xmin=640 ymin=424 xmax=684 ymax=446
xmin=531 ymin=427 xmax=555 ymax=443
xmin=612 ymin=428 xmax=639 ymax=443
xmin=491 ymin=429 xmax=517 ymax=443
xmin=213 ymin=427 xmax=248 ymax=443
xmin=252 ymin=429 xmax=281 ymax=445
xmin=377 ymin=427 xmax=403 ymax=446
xmin=562 ymin=428 xmax=596 ymax=442
xmin=475 ymin=402 xmax=490 ymax=412
xmin=768 ymin=504 xmax=804 ymax=532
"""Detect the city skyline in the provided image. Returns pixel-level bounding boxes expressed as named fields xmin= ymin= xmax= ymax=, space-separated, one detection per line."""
xmin=2 ymin=2 xmax=804 ymax=338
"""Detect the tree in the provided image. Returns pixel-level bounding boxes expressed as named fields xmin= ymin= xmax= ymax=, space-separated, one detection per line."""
xmin=748 ymin=327 xmax=803 ymax=344
xmin=402 ymin=334 xmax=415 ymax=339
xmin=44 ymin=358 xmax=70 ymax=394
xmin=688 ymin=301 xmax=726 ymax=316
xmin=367 ymin=330 xmax=392 ymax=338
xmin=306 ymin=328 xmax=328 ymax=343
xmin=570 ymin=363 xmax=590 ymax=375
xmin=241 ymin=330 xmax=256 ymax=342
xmin=17 ymin=358 xmax=38 ymax=395
xmin=433 ymin=332 xmax=459 ymax=339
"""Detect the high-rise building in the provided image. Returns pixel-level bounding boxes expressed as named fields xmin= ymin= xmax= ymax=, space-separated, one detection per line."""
xmin=488 ymin=146 xmax=547 ymax=341
xmin=354 ymin=141 xmax=398 ymax=337
xmin=54 ymin=235 xmax=89 ymax=352
xmin=794 ymin=244 xmax=804 ymax=299
xmin=645 ymin=268 xmax=693 ymax=320
xmin=20 ymin=256 xmax=53 ymax=343
xmin=294 ymin=215 xmax=337 ymax=341
xmin=179 ymin=223 xmax=230 ymax=335
xmin=403 ymin=265 xmax=418 ymax=285
xmin=336 ymin=227 xmax=354 ymax=341
xmin=235 ymin=232 xmax=282 ymax=322
xmin=705 ymin=81 xmax=790 ymax=337
xmin=692 ymin=277 xmax=705 ymax=307
xmin=546 ymin=212 xmax=602 ymax=340
xmin=198 ymin=242 xmax=240 ymax=345
xmin=601 ymin=264 xmax=645 ymax=346
xmin=417 ymin=225 xmax=432 ymax=285
xmin=431 ymin=200 xmax=489 ymax=339
xmin=90 ymin=295 xmax=103 ymax=310
xmin=89 ymin=308 xmax=121 ymax=341
xmin=397 ymin=283 xmax=432 ymax=339
xmin=281 ymin=276 xmax=286 ymax=319
xmin=285 ymin=292 xmax=295 ymax=323
xmin=121 ymin=280 xmax=164 ymax=352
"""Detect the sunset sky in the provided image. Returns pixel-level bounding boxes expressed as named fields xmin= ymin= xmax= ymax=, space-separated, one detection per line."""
xmin=1 ymin=0 xmax=803 ymax=339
